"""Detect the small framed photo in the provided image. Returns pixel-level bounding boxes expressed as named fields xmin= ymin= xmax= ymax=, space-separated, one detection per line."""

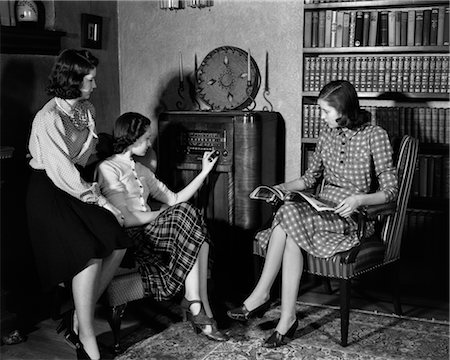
xmin=81 ymin=14 xmax=102 ymax=49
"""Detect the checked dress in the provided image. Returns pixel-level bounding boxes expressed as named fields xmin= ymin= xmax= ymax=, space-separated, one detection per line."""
xmin=256 ymin=124 xmax=398 ymax=258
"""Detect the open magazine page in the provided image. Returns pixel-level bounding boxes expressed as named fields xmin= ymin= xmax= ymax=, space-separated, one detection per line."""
xmin=285 ymin=191 xmax=336 ymax=212
xmin=249 ymin=185 xmax=287 ymax=203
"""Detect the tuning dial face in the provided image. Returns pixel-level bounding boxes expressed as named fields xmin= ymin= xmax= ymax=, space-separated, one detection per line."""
xmin=196 ymin=46 xmax=260 ymax=111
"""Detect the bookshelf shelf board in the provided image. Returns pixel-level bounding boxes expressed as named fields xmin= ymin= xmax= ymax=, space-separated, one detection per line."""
xmin=0 ymin=26 xmax=65 ymax=55
xmin=305 ymin=0 xmax=449 ymax=10
xmin=303 ymin=46 xmax=450 ymax=55
xmin=302 ymin=92 xmax=450 ymax=100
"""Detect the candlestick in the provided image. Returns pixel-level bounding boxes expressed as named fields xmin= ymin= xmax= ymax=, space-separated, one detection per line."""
xmin=179 ymin=51 xmax=184 ymax=83
xmin=265 ymin=51 xmax=269 ymax=92
xmin=194 ymin=53 xmax=198 ymax=78
xmin=247 ymin=48 xmax=251 ymax=83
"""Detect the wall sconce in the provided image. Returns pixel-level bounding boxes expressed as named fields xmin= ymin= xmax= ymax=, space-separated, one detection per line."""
xmin=160 ymin=0 xmax=214 ymax=11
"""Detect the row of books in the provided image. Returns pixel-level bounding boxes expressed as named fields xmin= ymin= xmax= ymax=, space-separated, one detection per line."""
xmin=304 ymin=7 xmax=450 ymax=48
xmin=302 ymin=104 xmax=450 ymax=145
xmin=412 ymin=154 xmax=449 ymax=198
xmin=303 ymin=55 xmax=450 ymax=93
xmin=403 ymin=208 xmax=447 ymax=246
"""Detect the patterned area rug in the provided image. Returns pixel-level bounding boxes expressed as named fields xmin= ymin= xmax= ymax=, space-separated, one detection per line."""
xmin=115 ymin=302 xmax=449 ymax=360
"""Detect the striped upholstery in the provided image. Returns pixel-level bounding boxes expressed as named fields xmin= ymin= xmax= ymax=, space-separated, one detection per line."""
xmin=253 ymin=135 xmax=419 ymax=280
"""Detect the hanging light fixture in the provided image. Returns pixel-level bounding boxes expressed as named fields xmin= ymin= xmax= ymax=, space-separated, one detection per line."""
xmin=160 ymin=0 xmax=214 ymax=11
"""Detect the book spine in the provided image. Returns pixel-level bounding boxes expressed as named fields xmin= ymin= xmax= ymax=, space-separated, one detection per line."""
xmin=336 ymin=11 xmax=344 ymax=48
xmin=378 ymin=57 xmax=385 ymax=92
xmin=415 ymin=10 xmax=424 ymax=46
xmin=431 ymin=107 xmax=439 ymax=144
xmin=437 ymin=7 xmax=445 ymax=45
xmin=407 ymin=10 xmax=416 ymax=46
xmin=304 ymin=57 xmax=311 ymax=91
xmin=428 ymin=57 xmax=436 ymax=93
xmin=395 ymin=11 xmax=402 ymax=46
xmin=418 ymin=107 xmax=426 ymax=143
xmin=379 ymin=11 xmax=389 ymax=46
xmin=430 ymin=8 xmax=439 ymax=46
xmin=318 ymin=10 xmax=326 ymax=47
xmin=421 ymin=56 xmax=430 ymax=94
xmin=349 ymin=10 xmax=356 ymax=47
xmin=384 ymin=57 xmax=392 ymax=92
xmin=342 ymin=12 xmax=350 ymax=47
xmin=391 ymin=56 xmax=398 ymax=92
xmin=441 ymin=56 xmax=449 ymax=94
xmin=368 ymin=11 xmax=379 ymax=47
xmin=362 ymin=11 xmax=370 ymax=47
xmin=330 ymin=10 xmax=338 ymax=47
xmin=354 ymin=10 xmax=364 ymax=46
xmin=400 ymin=11 xmax=408 ymax=46
xmin=418 ymin=155 xmax=428 ymax=197
xmin=303 ymin=104 xmax=310 ymax=138
xmin=396 ymin=56 xmax=404 ymax=92
xmin=422 ymin=9 xmax=431 ymax=46
xmin=424 ymin=107 xmax=432 ymax=143
xmin=304 ymin=11 xmax=312 ymax=47
xmin=414 ymin=56 xmax=423 ymax=93
xmin=388 ymin=11 xmax=396 ymax=47
xmin=432 ymin=155 xmax=442 ymax=197
xmin=312 ymin=11 xmax=319 ymax=47
xmin=325 ymin=9 xmax=332 ymax=47
xmin=444 ymin=7 xmax=449 ymax=46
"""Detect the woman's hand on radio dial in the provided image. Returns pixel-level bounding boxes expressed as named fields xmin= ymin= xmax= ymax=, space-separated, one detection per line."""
xmin=201 ymin=150 xmax=219 ymax=174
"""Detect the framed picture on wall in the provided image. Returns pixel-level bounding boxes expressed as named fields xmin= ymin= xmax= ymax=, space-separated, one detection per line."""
xmin=81 ymin=13 xmax=102 ymax=49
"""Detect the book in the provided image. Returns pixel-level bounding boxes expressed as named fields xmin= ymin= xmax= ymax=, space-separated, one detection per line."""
xmin=318 ymin=10 xmax=326 ymax=47
xmin=354 ymin=10 xmax=364 ymax=46
xmin=342 ymin=12 xmax=350 ymax=47
xmin=349 ymin=10 xmax=357 ymax=47
xmin=407 ymin=10 xmax=416 ymax=46
xmin=395 ymin=11 xmax=402 ymax=46
xmin=249 ymin=185 xmax=337 ymax=212
xmin=362 ymin=11 xmax=370 ymax=46
xmin=325 ymin=10 xmax=333 ymax=47
xmin=388 ymin=11 xmax=396 ymax=46
xmin=368 ymin=11 xmax=379 ymax=47
xmin=422 ymin=9 xmax=431 ymax=46
xmin=430 ymin=8 xmax=439 ymax=45
xmin=400 ymin=11 xmax=408 ymax=46
xmin=437 ymin=7 xmax=445 ymax=45
xmin=443 ymin=7 xmax=449 ymax=45
xmin=330 ymin=10 xmax=338 ymax=47
xmin=304 ymin=11 xmax=312 ymax=47
xmin=312 ymin=11 xmax=319 ymax=47
xmin=415 ymin=10 xmax=424 ymax=46
xmin=379 ymin=11 xmax=389 ymax=46
xmin=336 ymin=11 xmax=344 ymax=47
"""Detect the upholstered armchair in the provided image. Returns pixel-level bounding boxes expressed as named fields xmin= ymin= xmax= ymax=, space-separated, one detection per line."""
xmin=253 ymin=135 xmax=419 ymax=346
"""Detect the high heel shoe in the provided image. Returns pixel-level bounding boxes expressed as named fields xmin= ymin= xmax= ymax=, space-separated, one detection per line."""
xmin=56 ymin=309 xmax=79 ymax=349
xmin=263 ymin=318 xmax=298 ymax=348
xmin=180 ymin=298 xmax=228 ymax=341
xmin=227 ymin=299 xmax=271 ymax=322
xmin=75 ymin=342 xmax=91 ymax=360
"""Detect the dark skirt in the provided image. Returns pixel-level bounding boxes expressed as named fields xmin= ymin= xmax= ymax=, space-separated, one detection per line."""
xmin=126 ymin=202 xmax=210 ymax=301
xmin=26 ymin=169 xmax=132 ymax=292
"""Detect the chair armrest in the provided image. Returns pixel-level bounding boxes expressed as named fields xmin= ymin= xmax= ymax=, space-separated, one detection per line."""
xmin=360 ymin=202 xmax=396 ymax=219
xmin=356 ymin=202 xmax=396 ymax=239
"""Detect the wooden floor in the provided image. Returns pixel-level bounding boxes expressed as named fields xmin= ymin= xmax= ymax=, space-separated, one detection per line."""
xmin=1 ymin=273 xmax=448 ymax=360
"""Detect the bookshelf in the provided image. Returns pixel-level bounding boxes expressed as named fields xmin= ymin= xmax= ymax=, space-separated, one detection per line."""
xmin=301 ymin=0 xmax=449 ymax=297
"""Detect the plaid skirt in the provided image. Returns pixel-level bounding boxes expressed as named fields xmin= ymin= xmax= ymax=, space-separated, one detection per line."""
xmin=256 ymin=202 xmax=374 ymax=259
xmin=125 ymin=202 xmax=210 ymax=301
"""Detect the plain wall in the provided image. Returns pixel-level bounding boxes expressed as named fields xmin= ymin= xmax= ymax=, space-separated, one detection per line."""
xmin=118 ymin=0 xmax=304 ymax=180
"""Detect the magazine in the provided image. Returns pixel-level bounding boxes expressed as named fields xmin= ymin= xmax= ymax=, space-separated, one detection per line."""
xmin=249 ymin=185 xmax=336 ymax=212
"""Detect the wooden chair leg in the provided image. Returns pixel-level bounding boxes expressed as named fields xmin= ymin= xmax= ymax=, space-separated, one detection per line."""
xmin=391 ymin=262 xmax=403 ymax=316
xmin=109 ymin=303 xmax=127 ymax=355
xmin=339 ymin=279 xmax=351 ymax=347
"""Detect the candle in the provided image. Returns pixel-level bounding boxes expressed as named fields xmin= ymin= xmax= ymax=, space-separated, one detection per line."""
xmin=265 ymin=51 xmax=269 ymax=91
xmin=194 ymin=53 xmax=198 ymax=79
xmin=179 ymin=51 xmax=184 ymax=83
xmin=247 ymin=48 xmax=251 ymax=82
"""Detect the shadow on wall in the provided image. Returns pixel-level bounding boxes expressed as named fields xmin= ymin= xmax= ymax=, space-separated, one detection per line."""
xmin=0 ymin=59 xmax=54 ymax=331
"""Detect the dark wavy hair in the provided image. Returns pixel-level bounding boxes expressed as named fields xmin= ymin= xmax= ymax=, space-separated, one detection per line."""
xmin=113 ymin=112 xmax=151 ymax=154
xmin=318 ymin=80 xmax=370 ymax=129
xmin=46 ymin=49 xmax=99 ymax=99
